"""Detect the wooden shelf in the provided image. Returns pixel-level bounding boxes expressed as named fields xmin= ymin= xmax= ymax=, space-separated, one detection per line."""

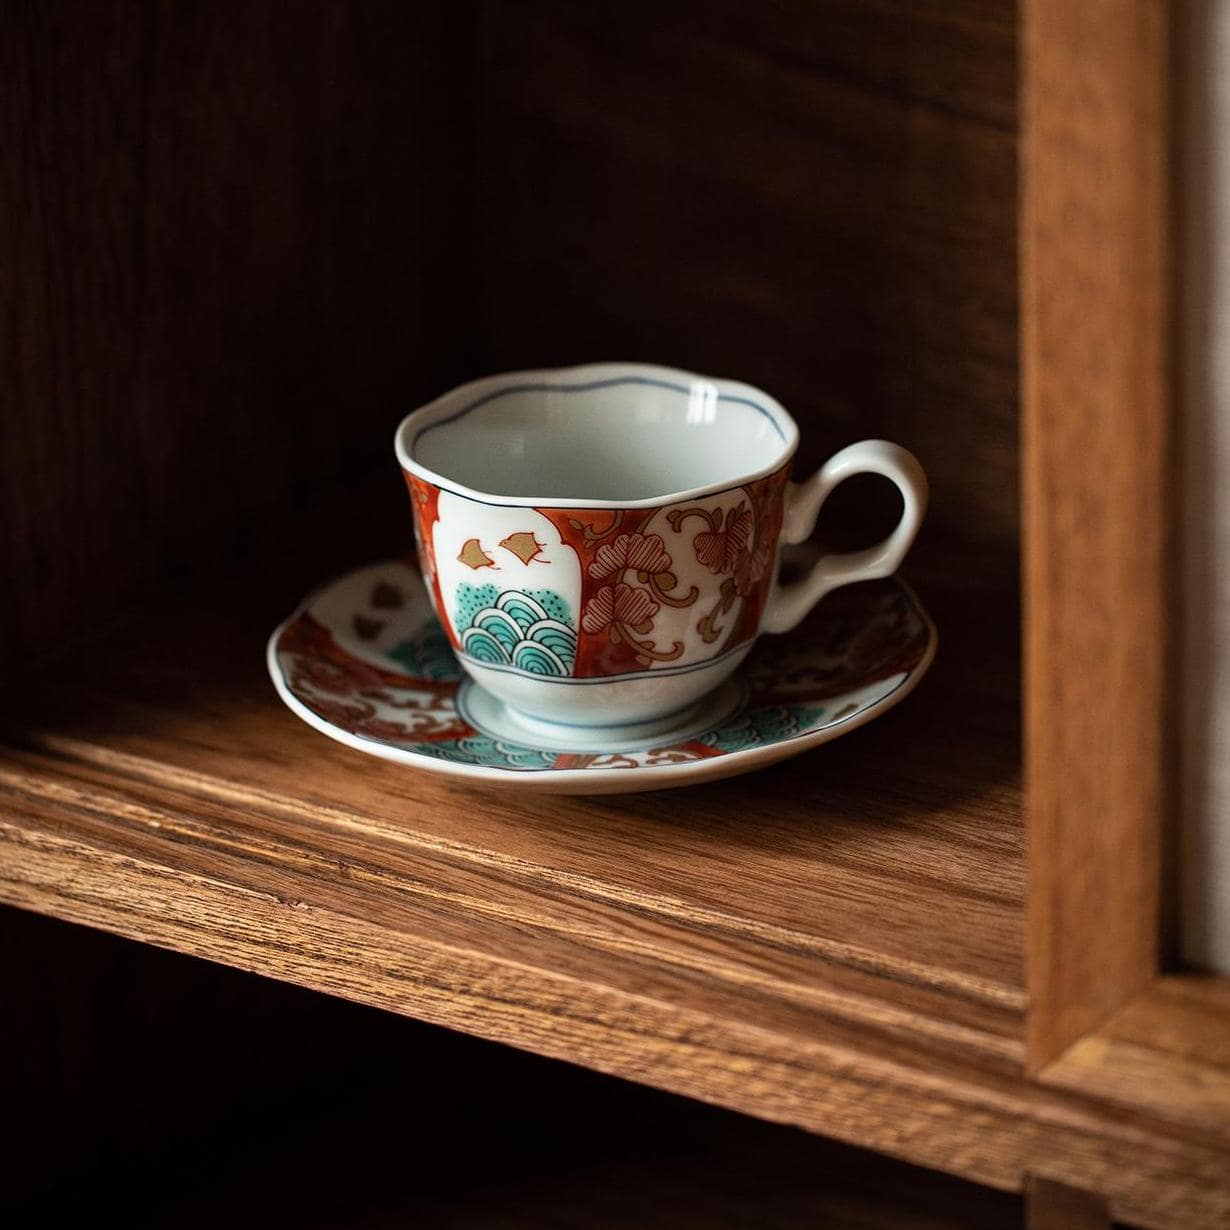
xmin=2 ymin=479 xmax=1026 ymax=1055
xmin=1 ymin=490 xmax=1227 ymax=1227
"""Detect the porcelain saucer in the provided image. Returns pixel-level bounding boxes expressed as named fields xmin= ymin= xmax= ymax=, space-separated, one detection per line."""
xmin=267 ymin=559 xmax=936 ymax=795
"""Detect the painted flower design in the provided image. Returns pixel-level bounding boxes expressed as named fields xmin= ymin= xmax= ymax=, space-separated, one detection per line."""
xmin=357 ymin=714 xmax=464 ymax=741
xmin=275 ymin=550 xmax=933 ymax=771
xmin=296 ymin=695 xmax=466 ymax=742
xmin=589 ymin=532 xmax=673 ymax=581
xmin=589 ymin=530 xmax=699 ymax=611
xmin=664 ymin=499 xmax=762 ymax=645
xmin=693 ymin=503 xmax=753 ymax=574
xmin=581 ymin=582 xmax=683 ymax=664
xmin=734 ymin=540 xmax=772 ymax=596
xmin=581 ymin=582 xmax=658 ymax=634
xmin=295 ymin=657 xmax=364 ymax=697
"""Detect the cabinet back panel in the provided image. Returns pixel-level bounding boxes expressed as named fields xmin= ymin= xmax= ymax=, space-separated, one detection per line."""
xmin=2 ymin=0 xmax=1017 ymax=669
xmin=472 ymin=0 xmax=1018 ymax=546
xmin=0 ymin=0 xmax=472 ymax=671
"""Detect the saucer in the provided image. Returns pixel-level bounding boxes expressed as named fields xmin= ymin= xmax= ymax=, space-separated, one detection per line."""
xmin=267 ymin=559 xmax=936 ymax=795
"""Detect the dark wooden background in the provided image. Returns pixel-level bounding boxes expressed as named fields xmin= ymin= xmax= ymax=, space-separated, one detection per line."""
xmin=473 ymin=0 xmax=1018 ymax=537
xmin=1 ymin=1 xmax=1019 ymax=1209
xmin=1 ymin=0 xmax=474 ymax=671
xmin=0 ymin=905 xmax=1027 ymax=1227
xmin=2 ymin=0 xmax=1017 ymax=676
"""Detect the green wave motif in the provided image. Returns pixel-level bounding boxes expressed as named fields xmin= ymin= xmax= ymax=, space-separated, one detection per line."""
xmin=513 ymin=640 xmax=570 ymax=676
xmin=456 ymin=586 xmax=577 ymax=675
xmin=701 ymin=704 xmax=828 ymax=753
xmin=460 ymin=626 xmax=509 ymax=664
xmin=386 ymin=625 xmax=461 ymax=682
xmin=415 ymin=736 xmax=557 ymax=770
xmin=497 ymin=591 xmax=550 ymax=632
xmin=474 ymin=607 xmax=522 ymax=654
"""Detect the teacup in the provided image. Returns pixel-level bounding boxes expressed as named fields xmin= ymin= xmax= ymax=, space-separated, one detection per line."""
xmin=394 ymin=362 xmax=926 ymax=744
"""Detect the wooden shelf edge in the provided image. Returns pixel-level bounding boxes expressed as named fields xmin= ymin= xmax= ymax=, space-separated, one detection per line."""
xmin=1 ymin=474 xmax=1030 ymax=1051
xmin=1039 ymin=974 xmax=1230 ymax=1142
xmin=0 ymin=734 xmax=1023 ymax=1072
xmin=0 ymin=507 xmax=1031 ymax=1074
xmin=0 ymin=760 xmax=1226 ymax=1230
xmin=27 ymin=729 xmax=1029 ymax=1019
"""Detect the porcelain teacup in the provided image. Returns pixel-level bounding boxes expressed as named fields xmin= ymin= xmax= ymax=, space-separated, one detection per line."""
xmin=394 ymin=362 xmax=926 ymax=746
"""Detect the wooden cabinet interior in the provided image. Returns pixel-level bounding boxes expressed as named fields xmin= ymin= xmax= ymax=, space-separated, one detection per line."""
xmin=1 ymin=2 xmax=1226 ymax=1228
xmin=1 ymin=0 xmax=1017 ymax=672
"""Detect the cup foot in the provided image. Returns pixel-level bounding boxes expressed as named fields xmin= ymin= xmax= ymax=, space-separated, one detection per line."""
xmin=456 ymin=677 xmax=747 ymax=754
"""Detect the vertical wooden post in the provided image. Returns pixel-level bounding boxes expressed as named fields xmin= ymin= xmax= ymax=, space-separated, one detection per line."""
xmin=1022 ymin=0 xmax=1172 ymax=1064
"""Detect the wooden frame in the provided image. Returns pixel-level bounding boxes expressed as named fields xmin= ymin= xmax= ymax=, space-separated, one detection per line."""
xmin=1023 ymin=0 xmax=1171 ymax=1062
xmin=1020 ymin=2 xmax=1230 ymax=1221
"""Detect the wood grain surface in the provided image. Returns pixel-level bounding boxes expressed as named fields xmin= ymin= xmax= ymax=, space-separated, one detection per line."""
xmin=2 ymin=0 xmax=1019 ymax=677
xmin=1041 ymin=976 xmax=1230 ymax=1138
xmin=0 ymin=0 xmax=473 ymax=674
xmin=5 ymin=1 xmax=1225 ymax=1224
xmin=1022 ymin=0 xmax=1172 ymax=1065
xmin=474 ymin=0 xmax=1019 ymax=547
xmin=1 ymin=755 xmax=1226 ymax=1229
xmin=0 ymin=497 xmax=1226 ymax=1228
xmin=6 ymin=492 xmax=1027 ymax=1044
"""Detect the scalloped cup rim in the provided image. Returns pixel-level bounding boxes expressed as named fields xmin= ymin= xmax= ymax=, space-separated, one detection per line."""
xmin=393 ymin=361 xmax=800 ymax=510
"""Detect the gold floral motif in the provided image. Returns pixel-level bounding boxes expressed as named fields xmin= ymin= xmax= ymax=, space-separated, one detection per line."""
xmin=639 ymin=568 xmax=699 ymax=608
xmin=566 ymin=508 xmax=625 ymax=545
xmin=667 ymin=500 xmax=759 ymax=645
xmin=697 ymin=577 xmax=740 ymax=644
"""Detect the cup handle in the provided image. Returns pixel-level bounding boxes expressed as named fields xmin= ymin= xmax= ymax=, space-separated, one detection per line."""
xmin=761 ymin=440 xmax=928 ymax=635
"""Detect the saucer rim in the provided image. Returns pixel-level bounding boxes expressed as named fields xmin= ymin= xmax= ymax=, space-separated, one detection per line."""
xmin=265 ymin=570 xmax=938 ymax=794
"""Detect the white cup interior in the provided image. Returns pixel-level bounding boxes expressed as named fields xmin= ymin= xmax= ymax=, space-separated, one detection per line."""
xmin=399 ymin=366 xmax=797 ymax=504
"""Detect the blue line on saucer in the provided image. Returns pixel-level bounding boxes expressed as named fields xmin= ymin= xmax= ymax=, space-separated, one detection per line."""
xmin=454 ymin=639 xmax=752 ymax=684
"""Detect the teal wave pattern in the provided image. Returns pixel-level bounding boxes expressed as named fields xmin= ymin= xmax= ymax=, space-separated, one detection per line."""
xmin=386 ymin=625 xmax=461 ymax=682
xmin=411 ymin=735 xmax=557 ymax=770
xmin=699 ymin=704 xmax=828 ymax=753
xmin=457 ymin=586 xmax=577 ymax=677
xmin=410 ymin=703 xmax=833 ymax=770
